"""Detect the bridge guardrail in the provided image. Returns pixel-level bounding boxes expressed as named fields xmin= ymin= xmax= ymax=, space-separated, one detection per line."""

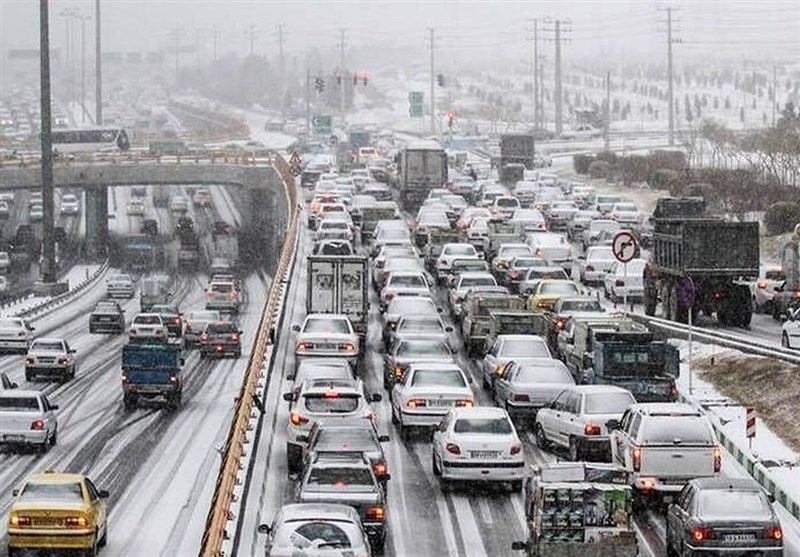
xmin=199 ymin=152 xmax=298 ymax=557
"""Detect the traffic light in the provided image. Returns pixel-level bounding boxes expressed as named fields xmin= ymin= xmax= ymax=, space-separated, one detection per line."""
xmin=314 ymin=77 xmax=324 ymax=93
xmin=353 ymin=72 xmax=358 ymax=85
xmin=437 ymin=73 xmax=445 ymax=87
xmin=336 ymin=72 xmax=342 ymax=85
xmin=447 ymin=110 xmax=455 ymax=128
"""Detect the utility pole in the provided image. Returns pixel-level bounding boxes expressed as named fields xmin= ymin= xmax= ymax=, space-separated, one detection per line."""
xmin=604 ymin=70 xmax=611 ymax=150
xmin=544 ymin=19 xmax=570 ymax=137
xmin=277 ymin=24 xmax=286 ymax=78
xmin=660 ymin=7 xmax=680 ymax=146
xmin=305 ymin=67 xmax=311 ymax=137
xmin=338 ymin=28 xmax=347 ymax=117
xmin=772 ymin=65 xmax=777 ymax=127
xmin=39 ymin=0 xmax=56 ymax=284
xmin=247 ymin=24 xmax=257 ymax=57
xmin=94 ymin=0 xmax=102 ymax=125
xmin=526 ymin=19 xmax=539 ymax=127
xmin=212 ymin=25 xmax=219 ymax=62
xmin=169 ymin=26 xmax=183 ymax=84
xmin=76 ymin=13 xmax=90 ymax=123
xmin=427 ymin=27 xmax=435 ymax=135
xmin=59 ymin=8 xmax=75 ymax=103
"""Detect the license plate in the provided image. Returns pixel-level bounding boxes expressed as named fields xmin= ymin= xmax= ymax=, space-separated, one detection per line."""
xmin=34 ymin=517 xmax=61 ymax=526
xmin=470 ymin=451 xmax=500 ymax=459
xmin=2 ymin=434 xmax=25 ymax=442
xmin=99 ymin=317 xmax=111 ymax=322
xmin=724 ymin=534 xmax=756 ymax=543
xmin=428 ymin=399 xmax=452 ymax=407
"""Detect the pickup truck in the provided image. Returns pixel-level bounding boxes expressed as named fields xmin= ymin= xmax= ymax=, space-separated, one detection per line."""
xmin=461 ymin=293 xmax=524 ymax=356
xmin=610 ymin=403 xmax=720 ymax=505
xmin=121 ymin=343 xmax=184 ymax=411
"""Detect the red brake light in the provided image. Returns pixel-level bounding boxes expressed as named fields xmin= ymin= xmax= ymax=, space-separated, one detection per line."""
xmin=290 ymin=412 xmax=308 ymax=426
xmin=393 ymin=364 xmax=405 ymax=378
xmin=297 ymin=342 xmax=315 ymax=351
xmin=324 ymin=391 xmax=340 ymax=399
xmin=556 ymin=319 xmax=566 ymax=330
xmin=757 ymin=281 xmax=767 ymax=289
xmin=406 ymin=399 xmax=426 ymax=408
xmin=713 ymin=446 xmax=721 ymax=473
xmin=692 ymin=527 xmax=715 ymax=542
xmin=231 ymin=333 xmax=239 ymax=341
xmin=584 ymin=423 xmax=601 ymax=436
xmin=366 ymin=506 xmax=385 ymax=521
xmin=30 ymin=419 xmax=45 ymax=431
xmin=455 ymin=399 xmax=473 ymax=407
xmin=766 ymin=526 xmax=783 ymax=540
xmin=373 ymin=462 xmax=387 ymax=476
xmin=65 ymin=516 xmax=87 ymax=527
xmin=200 ymin=332 xmax=209 ymax=342
xmin=585 ymin=265 xmax=594 ymax=272
xmin=631 ymin=447 xmax=642 ymax=472
xmin=445 ymin=443 xmax=461 ymax=455
xmin=339 ymin=342 xmax=356 ymax=352
xmin=510 ymin=443 xmax=522 ymax=455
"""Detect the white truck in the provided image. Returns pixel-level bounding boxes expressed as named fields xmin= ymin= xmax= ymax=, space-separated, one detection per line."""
xmin=307 ymin=255 xmax=369 ymax=339
xmin=610 ymin=402 xmax=720 ymax=505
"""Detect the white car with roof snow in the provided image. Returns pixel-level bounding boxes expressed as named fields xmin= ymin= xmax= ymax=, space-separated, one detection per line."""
xmin=128 ymin=313 xmax=170 ymax=343
xmin=0 ymin=318 xmax=35 ymax=353
xmin=579 ymin=245 xmax=617 ymax=284
xmin=379 ymin=271 xmax=431 ymax=311
xmin=25 ymin=338 xmax=76 ymax=382
xmin=781 ymin=306 xmax=800 ymax=349
xmin=435 ymin=243 xmax=480 ymax=281
xmin=604 ymin=258 xmax=647 ymax=303
xmin=106 ymin=273 xmax=135 ymax=298
xmin=432 ymin=406 xmax=525 ymax=490
xmin=492 ymin=358 xmax=575 ymax=420
xmin=482 ymin=334 xmax=552 ymax=390
xmin=0 ymin=389 xmax=58 ymax=451
xmin=293 ymin=314 xmax=360 ymax=373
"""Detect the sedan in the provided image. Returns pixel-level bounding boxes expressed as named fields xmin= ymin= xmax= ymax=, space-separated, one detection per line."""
xmin=604 ymin=258 xmax=647 ymax=303
xmin=386 ymin=315 xmax=453 ymax=347
xmin=432 ymin=406 xmax=525 ymax=491
xmin=390 ymin=363 xmax=474 ymax=438
xmin=184 ymin=310 xmax=222 ymax=347
xmin=89 ymin=300 xmax=125 ymax=334
xmin=493 ymin=359 xmax=575 ymax=422
xmin=491 ymin=244 xmax=534 ymax=277
xmin=7 ymin=471 xmax=109 ymax=556
xmin=526 ymin=279 xmax=582 ymax=311
xmin=534 ymin=385 xmax=636 ymax=460
xmin=380 ymin=271 xmax=431 ymax=311
xmin=666 ymin=478 xmax=784 ymax=557
xmin=517 ymin=267 xmax=570 ymax=297
xmin=199 ymin=321 xmax=242 ymax=358
xmin=0 ymin=318 xmax=36 ymax=354
xmin=150 ymin=304 xmax=183 ymax=337
xmin=382 ymin=296 xmax=441 ymax=346
xmin=383 ymin=338 xmax=454 ymax=390
xmin=609 ymin=201 xmax=643 ymax=228
xmin=782 ymin=307 xmax=800 ymax=349
xmin=302 ymin=421 xmax=390 ymax=485
xmin=435 ymin=243 xmax=480 ymax=281
xmin=126 ymin=198 xmax=146 ymax=216
xmin=579 ymin=245 xmax=617 ymax=284
xmin=293 ymin=314 xmax=360 ymax=373
xmin=582 ymin=219 xmax=621 ymax=251
xmin=498 ymin=255 xmax=548 ymax=290
xmin=448 ymin=272 xmax=498 ymax=319
xmin=257 ymin=503 xmax=372 ymax=557
xmin=482 ymin=334 xmax=551 ymax=390
xmin=128 ymin=313 xmax=170 ymax=344
xmin=25 ymin=338 xmax=76 ymax=382
xmin=0 ymin=389 xmax=58 ymax=452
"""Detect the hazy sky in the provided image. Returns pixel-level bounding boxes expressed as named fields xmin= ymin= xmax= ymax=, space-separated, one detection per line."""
xmin=1 ymin=0 xmax=798 ymax=65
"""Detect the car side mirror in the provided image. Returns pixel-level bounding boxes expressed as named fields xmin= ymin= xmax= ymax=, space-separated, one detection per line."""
xmin=371 ymin=393 xmax=383 ymax=403
xmin=282 ymin=392 xmax=294 ymax=402
xmin=383 ymin=473 xmax=392 ymax=481
xmin=10 ymin=382 xmax=18 ymax=389
xmin=51 ymin=404 xmax=59 ymax=410
xmin=780 ymin=314 xmax=788 ymax=322
xmin=467 ymin=375 xmax=474 ymax=384
xmin=12 ymin=489 xmax=19 ymax=497
xmin=99 ymin=489 xmax=110 ymax=498
xmin=291 ymin=324 xmax=301 ymax=332
xmin=69 ymin=349 xmax=76 ymax=354
xmin=239 ymin=330 xmax=244 ymax=334
xmin=378 ymin=435 xmax=390 ymax=442
xmin=445 ymin=326 xmax=453 ymax=333
xmin=437 ymin=306 xmax=444 ymax=313
xmin=257 ymin=523 xmax=271 ymax=535
xmin=768 ymin=493 xmax=776 ymax=503
xmin=296 ymin=434 xmax=308 ymax=443
xmin=180 ymin=359 xmax=185 ymax=366
xmin=606 ymin=419 xmax=620 ymax=431
xmin=511 ymin=541 xmax=529 ymax=551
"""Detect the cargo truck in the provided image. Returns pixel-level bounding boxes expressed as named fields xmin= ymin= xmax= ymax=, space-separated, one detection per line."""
xmin=399 ymin=140 xmax=448 ymax=212
xmin=307 ymin=255 xmax=369 ymax=339
xmin=643 ymin=197 xmax=759 ymax=326
xmin=175 ymin=216 xmax=200 ymax=271
xmin=211 ymin=223 xmax=239 ymax=269
xmin=500 ymin=134 xmax=536 ymax=170
xmin=121 ymin=343 xmax=183 ymax=411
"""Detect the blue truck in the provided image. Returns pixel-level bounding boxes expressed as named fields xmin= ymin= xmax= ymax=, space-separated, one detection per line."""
xmin=121 ymin=344 xmax=184 ymax=411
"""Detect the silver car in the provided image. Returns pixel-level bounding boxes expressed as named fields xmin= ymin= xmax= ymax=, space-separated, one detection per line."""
xmin=0 ymin=317 xmax=35 ymax=354
xmin=293 ymin=314 xmax=360 ymax=373
xmin=0 ymin=389 xmax=58 ymax=451
xmin=184 ymin=310 xmax=222 ymax=347
xmin=493 ymin=359 xmax=575 ymax=422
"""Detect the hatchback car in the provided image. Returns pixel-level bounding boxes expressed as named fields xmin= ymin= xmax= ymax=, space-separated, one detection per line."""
xmin=25 ymin=338 xmax=76 ymax=382
xmin=7 ymin=471 xmax=109 ymax=556
xmin=432 ymin=406 xmax=525 ymax=491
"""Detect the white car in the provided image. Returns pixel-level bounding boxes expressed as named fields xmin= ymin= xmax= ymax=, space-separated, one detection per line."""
xmin=315 ymin=218 xmax=353 ymax=243
xmin=205 ymin=280 xmax=241 ymax=313
xmin=609 ymin=201 xmax=643 ymax=228
xmin=534 ymin=385 xmax=636 ymax=461
xmin=448 ymin=271 xmax=498 ymax=318
xmin=126 ymin=198 xmax=146 ymax=216
xmin=781 ymin=307 xmax=800 ymax=349
xmin=184 ymin=310 xmax=222 ymax=347
xmin=582 ymin=219 xmax=621 ymax=250
xmin=0 ymin=389 xmax=58 ymax=452
xmin=580 ymin=246 xmax=617 ymax=284
xmin=0 ymin=317 xmax=36 ymax=353
xmin=482 ymin=334 xmax=552 ymax=390
xmin=432 ymin=406 xmax=525 ymax=491
xmin=59 ymin=193 xmax=80 ymax=215
xmin=170 ymin=196 xmax=189 ymax=213
xmin=390 ymin=362 xmax=474 ymax=438
xmin=129 ymin=313 xmax=170 ymax=343
xmin=492 ymin=358 xmax=575 ymax=420
xmin=25 ymin=338 xmax=77 ymax=382
xmin=293 ymin=314 xmax=360 ymax=373
xmin=380 ymin=271 xmax=431 ymax=310
xmin=603 ymin=258 xmax=647 ymax=303
xmin=106 ymin=273 xmax=135 ymax=298
xmin=435 ymin=243 xmax=480 ymax=281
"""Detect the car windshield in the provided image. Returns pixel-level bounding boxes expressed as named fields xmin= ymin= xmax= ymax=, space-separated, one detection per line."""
xmin=500 ymin=339 xmax=549 ymax=358
xmin=584 ymin=392 xmax=635 ymax=414
xmin=515 ymin=365 xmax=573 ymax=384
xmin=641 ymin=416 xmax=714 ymax=445
xmin=399 ymin=318 xmax=442 ymax=332
xmin=588 ymin=248 xmax=615 ymax=260
xmin=513 ymin=258 xmax=545 ymax=268
xmin=134 ymin=315 xmax=161 ymax=325
xmin=445 ymin=245 xmax=475 ymax=255
xmin=460 ymin=276 xmax=496 ymax=287
xmin=306 ymin=467 xmax=375 ymax=492
xmin=454 ymin=418 xmax=513 ymax=434
xmin=528 ymin=269 xmax=569 ymax=281
xmin=32 ymin=341 xmax=63 ymax=351
xmin=411 ymin=368 xmax=466 ymax=387
xmin=0 ymin=396 xmax=39 ymax=411
xmin=397 ymin=340 xmax=450 ymax=357
xmin=540 ymin=282 xmax=579 ymax=295
xmin=274 ymin=521 xmax=355 ymax=549
xmin=304 ymin=395 xmax=361 ymax=413
xmin=304 ymin=319 xmax=351 ymax=334
xmin=496 ymin=198 xmax=519 ymax=207
xmin=698 ymin=490 xmax=772 ymax=520
xmin=615 ymin=203 xmax=637 ymax=212
xmin=20 ymin=482 xmax=84 ymax=502
xmin=317 ymin=430 xmax=376 ymax=452
xmin=559 ymin=300 xmax=602 ymax=312
xmin=390 ymin=275 xmax=426 ymax=287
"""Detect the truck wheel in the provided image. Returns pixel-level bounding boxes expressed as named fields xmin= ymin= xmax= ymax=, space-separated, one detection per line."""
xmin=123 ymin=394 xmax=137 ymax=411
xmin=782 ymin=333 xmax=791 ymax=348
xmin=735 ymin=286 xmax=752 ymax=327
xmin=568 ymin=437 xmax=581 ymax=461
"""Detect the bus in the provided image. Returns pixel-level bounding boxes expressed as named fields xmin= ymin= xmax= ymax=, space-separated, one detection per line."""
xmin=50 ymin=128 xmax=131 ymax=153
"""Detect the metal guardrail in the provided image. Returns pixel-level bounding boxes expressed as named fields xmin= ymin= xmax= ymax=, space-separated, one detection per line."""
xmin=632 ymin=313 xmax=800 ymax=366
xmin=199 ymin=153 xmax=298 ymax=557
xmin=0 ymin=149 xmax=270 ymax=169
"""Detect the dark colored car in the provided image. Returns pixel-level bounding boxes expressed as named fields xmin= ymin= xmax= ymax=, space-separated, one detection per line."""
xmin=300 ymin=421 xmax=390 ymax=486
xmin=150 ymin=304 xmax=183 ymax=337
xmin=666 ymin=477 xmax=784 ymax=557
xmin=89 ymin=300 xmax=126 ymax=334
xmin=200 ymin=321 xmax=242 ymax=358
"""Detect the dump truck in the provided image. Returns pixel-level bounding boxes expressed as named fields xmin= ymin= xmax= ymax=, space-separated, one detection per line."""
xmin=307 ymin=255 xmax=369 ymax=339
xmin=399 ymin=140 xmax=448 ymax=212
xmin=121 ymin=343 xmax=183 ymax=411
xmin=500 ymin=133 xmax=536 ymax=170
xmin=643 ymin=197 xmax=759 ymax=326
xmin=175 ymin=216 xmax=200 ymax=271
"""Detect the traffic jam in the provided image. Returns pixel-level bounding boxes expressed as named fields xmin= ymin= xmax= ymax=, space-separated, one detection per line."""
xmin=257 ymin=138 xmax=788 ymax=557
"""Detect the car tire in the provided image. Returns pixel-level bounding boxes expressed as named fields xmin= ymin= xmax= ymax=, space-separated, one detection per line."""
xmin=391 ymin=404 xmax=399 ymax=425
xmin=235 ymin=350 xmax=241 ymax=358
xmin=568 ymin=437 xmax=581 ymax=461
xmin=666 ymin=525 xmax=679 ymax=557
xmin=50 ymin=427 xmax=57 ymax=447
xmin=534 ymin=424 xmax=550 ymax=450
xmin=99 ymin=523 xmax=108 ymax=547
xmin=782 ymin=333 xmax=791 ymax=349
xmin=85 ymin=531 xmax=99 ymax=557
xmin=123 ymin=394 xmax=137 ymax=412
xmin=510 ymin=480 xmax=523 ymax=493
xmin=200 ymin=351 xmax=207 ymax=360
xmin=432 ymin=451 xmax=442 ymax=477
xmin=25 ymin=371 xmax=32 ymax=382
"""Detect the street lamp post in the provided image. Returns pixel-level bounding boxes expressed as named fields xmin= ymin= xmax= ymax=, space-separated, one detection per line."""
xmin=59 ymin=8 xmax=76 ymax=103
xmin=76 ymin=14 xmax=91 ymax=123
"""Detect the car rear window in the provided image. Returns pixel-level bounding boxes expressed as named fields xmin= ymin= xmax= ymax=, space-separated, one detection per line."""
xmin=32 ymin=341 xmax=63 ymax=352
xmin=20 ymin=482 xmax=84 ymax=502
xmin=307 ymin=467 xmax=374 ymax=492
xmin=411 ymin=369 xmax=466 ymax=387
xmin=559 ymin=300 xmax=602 ymax=312
xmin=134 ymin=315 xmax=161 ymax=325
xmin=0 ymin=397 xmax=40 ymax=411
xmin=303 ymin=394 xmax=360 ymax=413
xmin=397 ymin=340 xmax=450 ymax=357
xmin=641 ymin=416 xmax=715 ymax=445
xmin=541 ymin=282 xmax=579 ymax=295
xmin=584 ymin=392 xmax=635 ymax=414
xmin=501 ymin=339 xmax=549 ymax=358
xmin=445 ymin=245 xmax=475 ymax=255
xmin=515 ymin=364 xmax=574 ymax=384
xmin=304 ymin=319 xmax=351 ymax=334
xmin=399 ymin=318 xmax=442 ymax=332
xmin=390 ymin=275 xmax=426 ymax=288
xmin=317 ymin=430 xmax=376 ymax=452
xmin=273 ymin=521 xmax=356 ymax=549
xmin=454 ymin=418 xmax=513 ymax=435
xmin=211 ymin=283 xmax=233 ymax=293
xmin=698 ymin=490 xmax=771 ymax=520
xmin=461 ymin=276 xmax=496 ymax=287
xmin=208 ymin=323 xmax=236 ymax=334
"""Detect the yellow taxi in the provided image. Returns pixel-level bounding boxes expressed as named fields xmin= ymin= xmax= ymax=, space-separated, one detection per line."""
xmin=526 ymin=279 xmax=581 ymax=311
xmin=7 ymin=470 xmax=109 ymax=556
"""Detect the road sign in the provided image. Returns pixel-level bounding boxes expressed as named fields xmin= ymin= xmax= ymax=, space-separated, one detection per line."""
xmin=409 ymin=105 xmax=424 ymax=118
xmin=612 ymin=231 xmax=638 ymax=263
xmin=289 ymin=151 xmax=302 ymax=167
xmin=312 ymin=114 xmax=332 ymax=135
xmin=290 ymin=165 xmax=302 ymax=177
xmin=746 ymin=407 xmax=756 ymax=439
xmin=677 ymin=276 xmax=696 ymax=308
xmin=408 ymin=91 xmax=424 ymax=104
